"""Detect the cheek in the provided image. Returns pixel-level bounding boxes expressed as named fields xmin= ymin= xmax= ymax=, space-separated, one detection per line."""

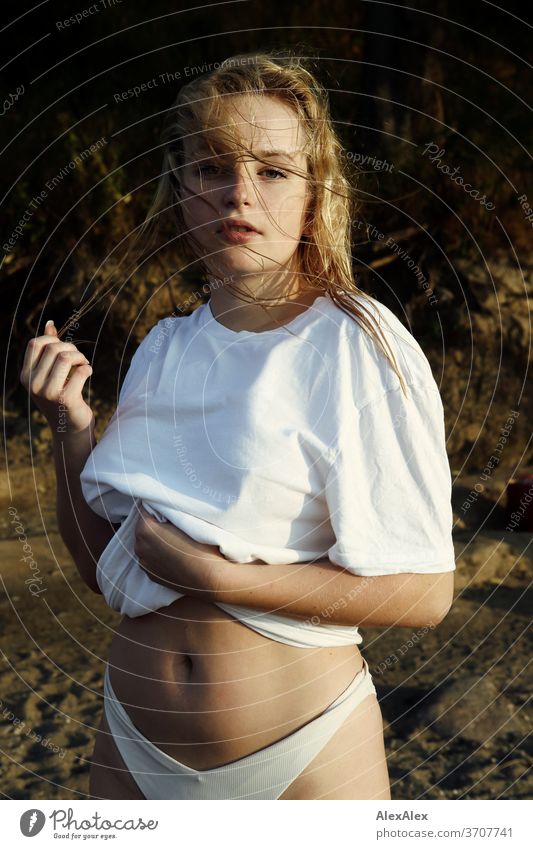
xmin=274 ymin=191 xmax=308 ymax=236
xmin=180 ymin=181 xmax=220 ymax=223
xmin=182 ymin=195 xmax=210 ymax=225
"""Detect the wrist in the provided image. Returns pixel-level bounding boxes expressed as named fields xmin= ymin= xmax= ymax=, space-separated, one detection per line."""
xmin=51 ymin=418 xmax=97 ymax=474
xmin=52 ymin=416 xmax=96 ymax=447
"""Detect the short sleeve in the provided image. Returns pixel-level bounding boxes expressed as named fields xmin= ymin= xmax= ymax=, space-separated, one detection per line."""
xmin=325 ymin=383 xmax=456 ymax=576
xmin=115 ymin=322 xmax=168 ymax=406
xmin=80 ymin=319 xmax=174 ymax=521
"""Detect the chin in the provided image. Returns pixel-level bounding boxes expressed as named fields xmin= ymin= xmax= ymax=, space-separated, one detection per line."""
xmin=216 ymin=254 xmax=282 ymax=273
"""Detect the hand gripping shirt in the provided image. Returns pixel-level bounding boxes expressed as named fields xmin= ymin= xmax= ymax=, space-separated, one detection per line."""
xmin=80 ymin=292 xmax=456 ymax=647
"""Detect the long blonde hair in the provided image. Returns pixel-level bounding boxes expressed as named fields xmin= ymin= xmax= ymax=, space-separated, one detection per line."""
xmin=83 ymin=50 xmax=411 ymax=395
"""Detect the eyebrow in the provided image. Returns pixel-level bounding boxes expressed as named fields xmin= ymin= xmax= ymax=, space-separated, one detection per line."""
xmin=252 ymin=149 xmax=303 ymax=161
xmin=194 ymin=148 xmax=303 ymax=162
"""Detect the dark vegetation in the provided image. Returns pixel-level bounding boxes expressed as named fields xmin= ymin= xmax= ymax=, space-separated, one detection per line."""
xmin=2 ymin=0 xmax=531 ymax=470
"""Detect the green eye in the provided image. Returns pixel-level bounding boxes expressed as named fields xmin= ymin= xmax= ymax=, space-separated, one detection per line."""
xmin=198 ymin=165 xmax=221 ymax=176
xmin=262 ymin=168 xmax=287 ymax=179
xmin=196 ymin=165 xmax=288 ymax=179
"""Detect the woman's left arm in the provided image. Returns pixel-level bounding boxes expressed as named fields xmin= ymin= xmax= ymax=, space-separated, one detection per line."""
xmin=212 ymin=558 xmax=454 ymax=629
xmin=134 ymin=507 xmax=454 ymax=628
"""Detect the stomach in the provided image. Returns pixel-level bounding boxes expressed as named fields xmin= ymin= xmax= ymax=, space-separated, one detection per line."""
xmin=107 ymin=595 xmax=363 ymax=770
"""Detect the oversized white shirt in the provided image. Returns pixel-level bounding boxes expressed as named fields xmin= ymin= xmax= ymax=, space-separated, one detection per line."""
xmin=80 ymin=292 xmax=456 ymax=647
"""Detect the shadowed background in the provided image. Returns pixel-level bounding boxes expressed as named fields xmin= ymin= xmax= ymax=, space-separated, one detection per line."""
xmin=1 ymin=0 xmax=531 ymax=799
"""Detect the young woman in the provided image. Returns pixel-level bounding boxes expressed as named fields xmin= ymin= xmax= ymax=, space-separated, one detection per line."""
xmin=20 ymin=52 xmax=455 ymax=800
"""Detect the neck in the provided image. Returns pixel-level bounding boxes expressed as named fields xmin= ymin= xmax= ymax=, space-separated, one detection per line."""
xmin=206 ymin=269 xmax=324 ymax=333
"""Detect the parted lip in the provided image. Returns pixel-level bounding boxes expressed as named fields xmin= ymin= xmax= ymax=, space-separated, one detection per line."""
xmin=218 ymin=218 xmax=261 ymax=234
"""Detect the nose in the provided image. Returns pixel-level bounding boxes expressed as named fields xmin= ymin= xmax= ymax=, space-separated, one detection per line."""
xmin=221 ymin=163 xmax=255 ymax=209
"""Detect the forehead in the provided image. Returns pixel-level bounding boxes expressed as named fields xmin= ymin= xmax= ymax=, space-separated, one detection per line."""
xmin=184 ymin=94 xmax=308 ymax=163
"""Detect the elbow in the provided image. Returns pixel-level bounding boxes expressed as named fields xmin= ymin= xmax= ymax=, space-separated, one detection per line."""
xmin=397 ymin=570 xmax=455 ymax=628
xmin=71 ymin=551 xmax=102 ymax=595
xmin=418 ymin=572 xmax=455 ymax=627
xmin=423 ymin=599 xmax=452 ymax=628
xmin=395 ymin=604 xmax=451 ymax=629
xmin=80 ymin=565 xmax=102 ymax=595
xmin=80 ymin=567 xmax=102 ymax=595
xmin=432 ymin=593 xmax=454 ymax=625
xmin=394 ymin=607 xmax=449 ymax=629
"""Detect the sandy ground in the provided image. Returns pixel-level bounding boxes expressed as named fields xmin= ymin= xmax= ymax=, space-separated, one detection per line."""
xmin=0 ymin=461 xmax=531 ymax=800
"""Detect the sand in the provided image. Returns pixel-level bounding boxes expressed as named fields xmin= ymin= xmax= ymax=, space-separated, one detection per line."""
xmin=0 ymin=462 xmax=531 ymax=800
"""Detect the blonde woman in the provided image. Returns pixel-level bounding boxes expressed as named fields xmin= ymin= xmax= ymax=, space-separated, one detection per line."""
xmin=21 ymin=52 xmax=455 ymax=800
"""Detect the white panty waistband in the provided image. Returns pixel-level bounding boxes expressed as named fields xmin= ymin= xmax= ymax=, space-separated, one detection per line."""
xmin=103 ymin=658 xmax=378 ymax=800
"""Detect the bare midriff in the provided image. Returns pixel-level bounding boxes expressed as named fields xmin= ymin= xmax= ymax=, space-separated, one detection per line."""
xmin=107 ymin=595 xmax=363 ymax=771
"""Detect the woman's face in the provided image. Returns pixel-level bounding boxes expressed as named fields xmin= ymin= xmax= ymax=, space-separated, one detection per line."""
xmin=178 ymin=95 xmax=310 ymax=282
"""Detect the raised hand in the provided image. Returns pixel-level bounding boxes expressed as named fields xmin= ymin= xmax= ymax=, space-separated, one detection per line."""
xmin=20 ymin=319 xmax=94 ymax=435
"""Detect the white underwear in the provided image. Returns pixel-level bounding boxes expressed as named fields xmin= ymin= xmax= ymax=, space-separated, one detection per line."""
xmin=102 ymin=658 xmax=377 ymax=800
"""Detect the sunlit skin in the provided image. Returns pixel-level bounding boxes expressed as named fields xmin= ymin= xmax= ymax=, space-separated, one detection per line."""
xmin=84 ymin=96 xmax=395 ymax=799
xmin=23 ymin=83 xmax=394 ymax=803
xmin=178 ymin=95 xmax=324 ymax=331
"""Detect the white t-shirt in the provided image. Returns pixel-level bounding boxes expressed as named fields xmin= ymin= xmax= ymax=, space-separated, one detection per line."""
xmin=80 ymin=291 xmax=456 ymax=648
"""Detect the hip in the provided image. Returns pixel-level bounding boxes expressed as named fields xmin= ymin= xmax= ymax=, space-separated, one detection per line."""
xmin=106 ymin=595 xmax=363 ymax=769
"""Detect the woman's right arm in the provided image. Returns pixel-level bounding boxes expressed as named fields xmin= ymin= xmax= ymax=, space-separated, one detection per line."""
xmin=20 ymin=320 xmax=119 ymax=594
